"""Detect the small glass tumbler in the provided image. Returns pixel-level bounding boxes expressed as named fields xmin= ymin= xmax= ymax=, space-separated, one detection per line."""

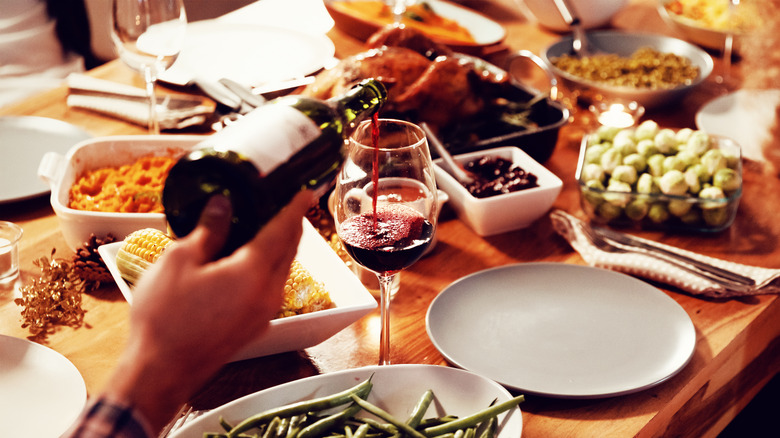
xmin=0 ymin=221 xmax=23 ymax=284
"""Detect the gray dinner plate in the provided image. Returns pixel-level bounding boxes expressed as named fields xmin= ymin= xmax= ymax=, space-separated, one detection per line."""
xmin=0 ymin=116 xmax=91 ymax=204
xmin=426 ymin=263 xmax=696 ymax=398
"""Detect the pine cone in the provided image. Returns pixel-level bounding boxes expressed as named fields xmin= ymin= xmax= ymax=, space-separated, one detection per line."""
xmin=72 ymin=234 xmax=117 ymax=291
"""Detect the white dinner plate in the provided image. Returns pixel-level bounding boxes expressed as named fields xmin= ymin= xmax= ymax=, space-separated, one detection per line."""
xmin=0 ymin=334 xmax=87 ymax=437
xmin=324 ymin=0 xmax=506 ymax=48
xmin=696 ymin=89 xmax=780 ymax=163
xmin=159 ymin=20 xmax=336 ymax=87
xmin=0 ymin=116 xmax=91 ymax=204
xmin=169 ymin=364 xmax=522 ymax=438
xmin=426 ymin=263 xmax=696 ymax=399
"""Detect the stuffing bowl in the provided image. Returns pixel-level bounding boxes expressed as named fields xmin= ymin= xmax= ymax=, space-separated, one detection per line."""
xmin=542 ymin=31 xmax=713 ymax=109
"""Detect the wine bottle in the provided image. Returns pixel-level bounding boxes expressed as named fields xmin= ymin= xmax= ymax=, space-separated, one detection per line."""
xmin=162 ymin=78 xmax=387 ymax=256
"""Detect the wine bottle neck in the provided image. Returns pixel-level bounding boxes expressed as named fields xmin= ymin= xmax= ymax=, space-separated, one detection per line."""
xmin=330 ymin=79 xmax=387 ymax=133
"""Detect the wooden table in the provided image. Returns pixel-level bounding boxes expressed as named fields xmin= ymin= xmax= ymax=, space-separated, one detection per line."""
xmin=1 ymin=1 xmax=778 ymax=436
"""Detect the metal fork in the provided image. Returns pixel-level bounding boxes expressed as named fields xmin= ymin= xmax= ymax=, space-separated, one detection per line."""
xmin=579 ymin=224 xmax=753 ymax=291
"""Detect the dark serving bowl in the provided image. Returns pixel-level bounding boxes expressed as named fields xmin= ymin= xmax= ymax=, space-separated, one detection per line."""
xmin=428 ymin=53 xmax=570 ymax=164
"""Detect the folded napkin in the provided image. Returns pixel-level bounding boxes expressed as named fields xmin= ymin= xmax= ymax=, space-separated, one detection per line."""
xmin=550 ymin=209 xmax=780 ymax=298
xmin=66 ymin=73 xmax=213 ymax=130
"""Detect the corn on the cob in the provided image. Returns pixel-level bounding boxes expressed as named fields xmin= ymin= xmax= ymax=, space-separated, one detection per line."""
xmin=278 ymin=260 xmax=335 ymax=318
xmin=116 ymin=228 xmax=173 ymax=285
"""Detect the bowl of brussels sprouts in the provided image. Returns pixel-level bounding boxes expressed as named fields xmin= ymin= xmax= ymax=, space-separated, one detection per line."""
xmin=576 ymin=120 xmax=742 ymax=232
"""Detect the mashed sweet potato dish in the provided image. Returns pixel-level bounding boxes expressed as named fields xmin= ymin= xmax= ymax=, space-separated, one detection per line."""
xmin=69 ymin=155 xmax=175 ymax=213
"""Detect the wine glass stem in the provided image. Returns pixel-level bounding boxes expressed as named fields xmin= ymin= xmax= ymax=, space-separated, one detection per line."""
xmin=377 ymin=273 xmax=396 ymax=365
xmin=144 ymin=66 xmax=160 ymax=135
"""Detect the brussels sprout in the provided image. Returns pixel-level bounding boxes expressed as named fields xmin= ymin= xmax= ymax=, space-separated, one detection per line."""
xmin=647 ymin=154 xmax=666 ymax=177
xmin=699 ymin=185 xmax=726 ymax=203
xmin=597 ymin=201 xmax=623 ymax=221
xmin=659 ymin=170 xmax=688 ymax=195
xmin=686 ymin=130 xmax=712 ymax=156
xmin=582 ymin=179 xmax=605 ymax=206
xmin=654 ymin=129 xmax=678 ymax=154
xmin=668 ymin=199 xmax=692 ymax=217
xmin=663 ymin=155 xmax=686 ymax=173
xmin=636 ymin=173 xmax=657 ymax=194
xmin=680 ymin=209 xmax=702 ymax=225
xmin=582 ymin=163 xmax=605 ymax=183
xmin=625 ymin=199 xmax=649 ymax=221
xmin=648 ymin=203 xmax=670 ymax=224
xmin=635 ymin=120 xmax=659 ymax=141
xmin=684 ymin=167 xmax=702 ymax=194
xmin=713 ymin=168 xmax=741 ymax=193
xmin=675 ymin=127 xmax=695 ymax=144
xmin=611 ymin=165 xmax=638 ymax=185
xmin=636 ymin=139 xmax=658 ymax=157
xmin=675 ymin=150 xmax=699 ymax=168
xmin=586 ymin=133 xmax=603 ymax=147
xmin=600 ymin=148 xmax=623 ymax=173
xmin=701 ymin=148 xmax=728 ymax=175
xmin=703 ymin=206 xmax=729 ymax=227
xmin=596 ymin=125 xmax=622 ymax=142
xmin=584 ymin=143 xmax=608 ymax=164
xmin=613 ymin=130 xmax=637 ymax=155
xmin=604 ymin=180 xmax=632 ymax=207
xmin=623 ymin=153 xmax=647 ymax=173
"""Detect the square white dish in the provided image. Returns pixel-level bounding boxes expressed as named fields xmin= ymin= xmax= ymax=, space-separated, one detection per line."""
xmin=434 ymin=146 xmax=563 ymax=236
xmin=98 ymin=219 xmax=377 ymax=361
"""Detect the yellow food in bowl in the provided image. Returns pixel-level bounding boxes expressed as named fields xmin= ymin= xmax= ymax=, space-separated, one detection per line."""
xmin=330 ymin=0 xmax=474 ymax=44
xmin=664 ymin=0 xmax=760 ymax=32
xmin=552 ymin=47 xmax=700 ymax=89
xmin=69 ymin=155 xmax=175 ymax=213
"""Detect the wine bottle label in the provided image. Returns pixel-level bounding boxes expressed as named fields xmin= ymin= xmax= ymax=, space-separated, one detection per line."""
xmin=203 ymin=104 xmax=320 ymax=175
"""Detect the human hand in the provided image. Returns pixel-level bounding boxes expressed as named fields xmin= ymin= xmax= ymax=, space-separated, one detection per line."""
xmin=106 ymin=190 xmax=314 ymax=430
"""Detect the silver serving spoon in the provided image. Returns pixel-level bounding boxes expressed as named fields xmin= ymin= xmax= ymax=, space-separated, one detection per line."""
xmin=420 ymin=122 xmax=476 ymax=186
xmin=552 ymin=0 xmax=591 ymax=57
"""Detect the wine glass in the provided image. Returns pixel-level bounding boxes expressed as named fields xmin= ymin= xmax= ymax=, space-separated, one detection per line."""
xmin=111 ymin=0 xmax=187 ymax=134
xmin=334 ymin=118 xmax=438 ymax=365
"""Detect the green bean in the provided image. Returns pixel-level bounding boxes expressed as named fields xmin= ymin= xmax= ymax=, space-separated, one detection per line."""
xmin=464 ymin=427 xmax=476 ymax=438
xmin=476 ymin=416 xmax=496 ymax=438
xmin=297 ymin=401 xmax=364 ymax=438
xmin=353 ymin=423 xmax=371 ymax=438
xmin=352 ymin=417 xmax=399 ymax=435
xmin=219 ymin=417 xmax=236 ymax=432
xmin=423 ymin=395 xmax=524 ymax=437
xmin=406 ymin=389 xmax=434 ymax=429
xmin=227 ymin=378 xmax=374 ymax=437
xmin=348 ymin=394 xmax=427 ymax=438
xmin=418 ymin=415 xmax=458 ymax=428
xmin=261 ymin=417 xmax=282 ymax=438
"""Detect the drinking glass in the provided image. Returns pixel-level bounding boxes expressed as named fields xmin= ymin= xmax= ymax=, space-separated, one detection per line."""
xmin=111 ymin=0 xmax=187 ymax=134
xmin=334 ymin=119 xmax=438 ymax=365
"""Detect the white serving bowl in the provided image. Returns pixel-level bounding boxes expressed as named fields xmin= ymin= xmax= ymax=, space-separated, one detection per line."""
xmin=657 ymin=0 xmax=749 ymax=53
xmin=515 ymin=0 xmax=629 ymax=32
xmin=170 ymin=364 xmax=522 ymax=438
xmin=434 ymin=146 xmax=563 ymax=236
xmin=38 ymin=135 xmax=202 ymax=250
xmin=98 ymin=220 xmax=377 ymax=361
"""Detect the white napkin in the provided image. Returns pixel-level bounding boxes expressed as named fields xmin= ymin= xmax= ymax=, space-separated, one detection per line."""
xmin=65 ymin=73 xmax=213 ymax=130
xmin=550 ymin=209 xmax=780 ymax=298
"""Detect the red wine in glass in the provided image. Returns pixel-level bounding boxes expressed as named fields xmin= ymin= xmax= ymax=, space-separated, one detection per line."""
xmin=339 ymin=203 xmax=434 ymax=275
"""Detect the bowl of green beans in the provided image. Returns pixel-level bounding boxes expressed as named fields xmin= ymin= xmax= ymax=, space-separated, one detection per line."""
xmin=169 ymin=364 xmax=524 ymax=438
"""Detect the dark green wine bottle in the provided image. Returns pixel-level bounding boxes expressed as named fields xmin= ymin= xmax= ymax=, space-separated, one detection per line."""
xmin=162 ymin=79 xmax=387 ymax=257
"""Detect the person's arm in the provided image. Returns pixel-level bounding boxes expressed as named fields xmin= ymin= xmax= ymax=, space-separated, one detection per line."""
xmin=65 ymin=190 xmax=314 ymax=437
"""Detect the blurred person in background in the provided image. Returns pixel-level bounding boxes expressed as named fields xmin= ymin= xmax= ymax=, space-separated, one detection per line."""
xmin=0 ymin=0 xmax=253 ymax=108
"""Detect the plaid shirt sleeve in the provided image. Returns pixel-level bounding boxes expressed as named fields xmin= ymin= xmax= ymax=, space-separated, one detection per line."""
xmin=63 ymin=396 xmax=154 ymax=438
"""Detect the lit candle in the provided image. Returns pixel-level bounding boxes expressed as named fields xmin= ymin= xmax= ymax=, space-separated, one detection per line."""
xmin=0 ymin=237 xmax=17 ymax=280
xmin=598 ymin=103 xmax=636 ymax=128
